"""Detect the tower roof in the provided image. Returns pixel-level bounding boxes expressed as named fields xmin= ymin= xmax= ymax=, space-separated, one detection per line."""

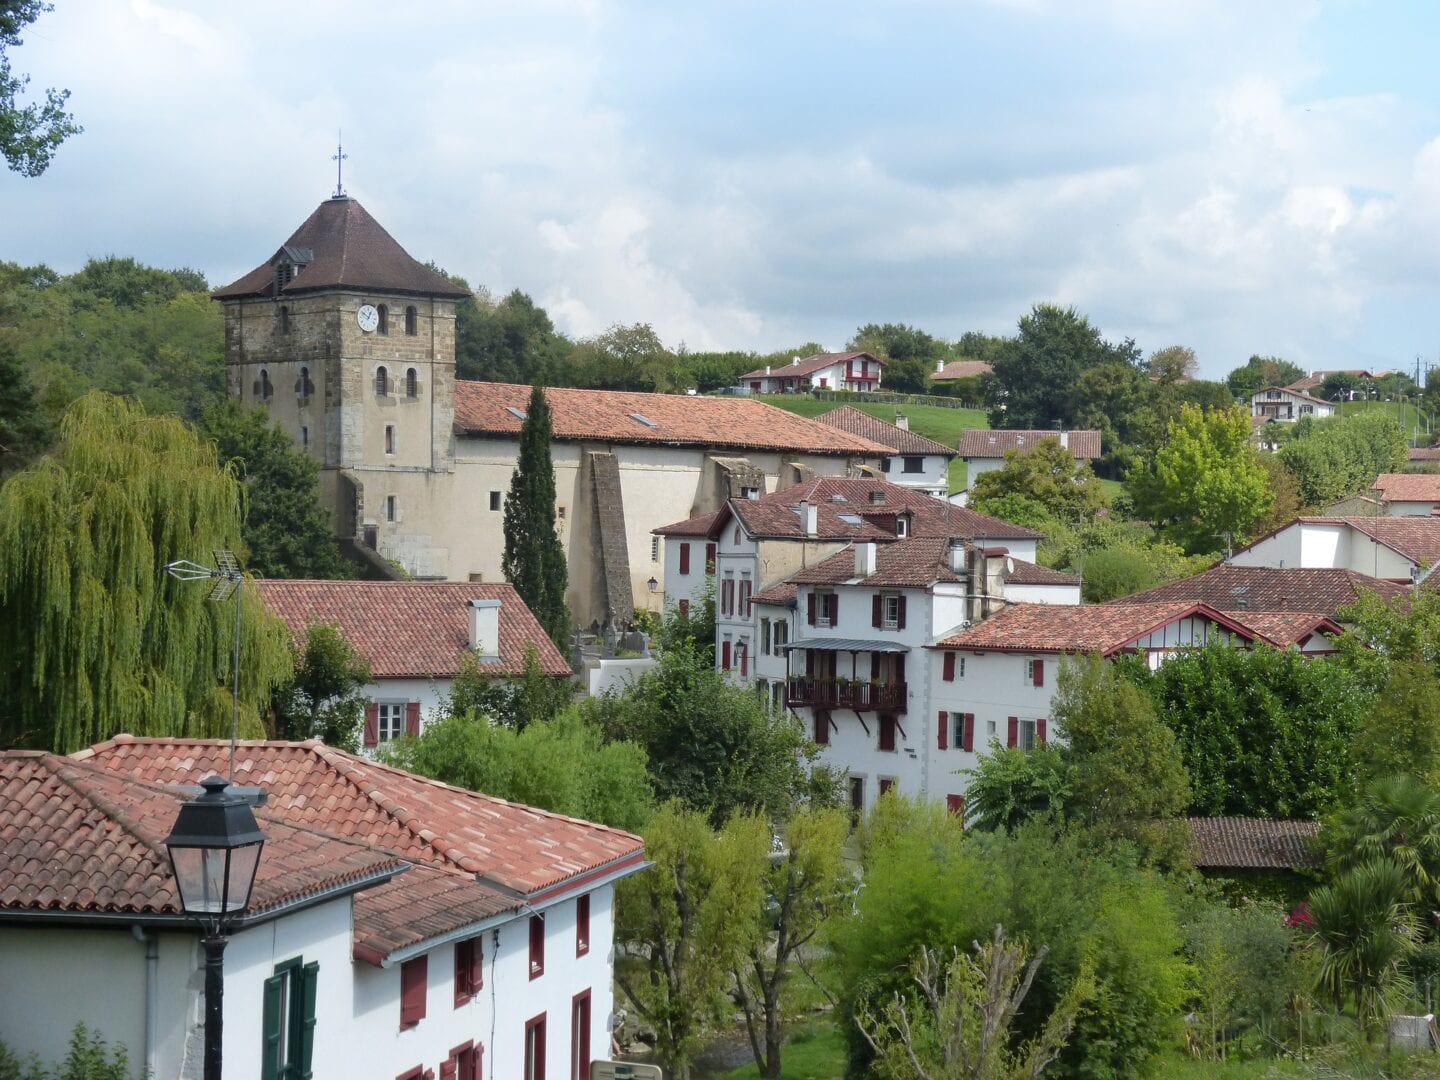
xmin=213 ymin=196 xmax=471 ymax=301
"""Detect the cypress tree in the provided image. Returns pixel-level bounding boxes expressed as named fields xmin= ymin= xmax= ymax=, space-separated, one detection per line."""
xmin=502 ymin=384 xmax=570 ymax=649
xmin=0 ymin=393 xmax=293 ymax=751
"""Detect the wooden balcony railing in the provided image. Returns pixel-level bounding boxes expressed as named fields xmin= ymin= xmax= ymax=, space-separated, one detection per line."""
xmin=787 ymin=677 xmax=907 ymax=712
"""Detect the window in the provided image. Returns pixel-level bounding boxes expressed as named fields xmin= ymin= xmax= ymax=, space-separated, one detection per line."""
xmin=558 ymin=506 xmax=566 ymax=520
xmin=445 ymin=1042 xmax=480 ymax=1080
xmin=946 ymin=794 xmax=965 ymax=817
xmin=814 ymin=712 xmax=829 ymax=744
xmin=1300 ymin=403 xmax=1313 ymax=415
xmin=737 ymin=639 xmax=749 ymax=677
xmin=760 ymin=618 xmax=771 ymax=654
xmin=741 ymin=485 xmax=762 ymax=500
xmin=1023 ymin=659 xmax=1044 ymax=687
xmin=722 ymin=572 xmax=735 ymax=616
xmin=878 ymin=777 xmax=895 ymax=795
xmin=895 ymin=515 xmax=909 ymax=538
xmin=678 ymin=543 xmax=691 ymax=575
xmin=772 ymin=620 xmax=787 ymax=655
xmin=386 ymin=495 xmax=397 ymax=522
xmin=705 ymin=543 xmax=717 ymax=571
xmin=405 ymin=305 xmax=418 ymax=336
xmin=576 ymin=895 xmax=590 ymax=956
xmin=678 ymin=598 xmax=690 ymax=619
xmin=879 ymin=715 xmax=897 ymax=752
xmin=296 ymin=365 xmax=314 ymax=399
xmin=376 ymin=366 xmax=389 ymax=396
xmin=454 ymin=936 xmax=483 ymax=1007
xmin=377 ymin=703 xmax=405 ymax=742
xmin=880 ymin=457 xmax=891 ymax=473
xmin=1007 ymin=717 xmax=1041 ymax=751
xmin=278 ymin=306 xmax=290 ymax=335
xmin=529 ymin=913 xmax=545 ymax=979
xmin=376 ymin=304 xmax=389 ymax=335
xmin=651 ymin=537 xmax=660 ymax=562
xmin=809 ymin=591 xmax=837 ymax=628
xmin=848 ymin=776 xmax=865 ymax=824
xmin=740 ymin=573 xmax=752 ymax=616
xmin=733 ymin=525 xmax=742 ymax=544
xmin=385 ymin=425 xmax=395 ymax=455
xmin=570 ymin=992 xmax=592 ymax=1080
xmin=525 ymin=1013 xmax=547 ymax=1080
xmin=489 ymin=491 xmax=501 ymax=512
xmin=261 ymin=957 xmax=318 ymax=1080
xmin=943 ymin=652 xmax=964 ymax=681
xmin=257 ymin=369 xmax=274 ymax=401
xmin=406 ymin=367 xmax=418 ymax=398
xmin=399 ymin=955 xmax=427 ymax=1029
xmin=953 ymin=712 xmax=976 ymax=751
xmin=902 ymin=456 xmax=923 ymax=473
xmin=722 ymin=635 xmax=732 ymax=671
xmin=300 ymin=426 xmax=308 ymax=448
xmin=879 ymin=594 xmax=903 ymax=630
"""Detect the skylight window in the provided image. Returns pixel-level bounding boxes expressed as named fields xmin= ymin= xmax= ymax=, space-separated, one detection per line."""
xmin=629 ymin=412 xmax=658 ymax=428
xmin=506 ymin=407 xmax=528 ymax=421
xmin=839 ymin=514 xmax=863 ymax=524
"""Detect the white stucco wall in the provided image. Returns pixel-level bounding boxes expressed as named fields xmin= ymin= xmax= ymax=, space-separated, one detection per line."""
xmin=1004 ymin=583 xmax=1082 ymax=605
xmin=1232 ymin=521 xmax=1414 ymax=577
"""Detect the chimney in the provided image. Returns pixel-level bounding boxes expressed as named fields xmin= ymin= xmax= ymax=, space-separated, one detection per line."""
xmin=765 ymin=364 xmax=771 ymax=375
xmin=894 ymin=414 xmax=909 ymax=431
xmin=935 ymin=359 xmax=945 ymax=374
xmin=792 ymin=356 xmax=801 ymax=366
xmin=948 ymin=540 xmax=966 ymax=573
xmin=855 ymin=541 xmax=877 ymax=576
xmin=467 ymin=598 xmax=501 ymax=659
xmin=799 ymin=500 xmax=818 ymax=537
xmin=1059 ymin=431 xmax=1069 ymax=449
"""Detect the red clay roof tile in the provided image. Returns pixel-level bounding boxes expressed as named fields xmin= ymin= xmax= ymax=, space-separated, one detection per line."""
xmin=958 ymin=429 xmax=1101 ymax=460
xmin=812 ymin=407 xmax=956 ymax=457
xmin=738 ymin=352 xmax=884 ymax=380
xmin=1373 ymin=473 xmax=1440 ymax=503
xmin=1119 ymin=564 xmax=1405 ymax=615
xmin=1188 ymin=817 xmax=1320 ymax=870
xmin=932 ymin=360 xmax=994 ymax=381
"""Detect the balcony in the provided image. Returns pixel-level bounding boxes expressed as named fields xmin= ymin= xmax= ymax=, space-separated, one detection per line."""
xmin=787 ymin=677 xmax=907 ymax=712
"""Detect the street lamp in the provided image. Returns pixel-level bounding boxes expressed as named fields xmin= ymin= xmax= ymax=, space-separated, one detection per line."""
xmin=164 ymin=775 xmax=265 ymax=1080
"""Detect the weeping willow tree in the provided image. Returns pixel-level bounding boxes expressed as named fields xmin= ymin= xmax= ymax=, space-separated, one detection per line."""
xmin=0 ymin=393 xmax=293 ymax=752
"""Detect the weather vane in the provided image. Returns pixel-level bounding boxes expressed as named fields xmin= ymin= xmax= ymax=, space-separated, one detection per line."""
xmin=332 ymin=130 xmax=347 ymax=198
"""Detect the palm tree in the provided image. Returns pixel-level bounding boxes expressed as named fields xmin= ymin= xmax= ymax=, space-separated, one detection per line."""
xmin=1328 ymin=775 xmax=1440 ymax=912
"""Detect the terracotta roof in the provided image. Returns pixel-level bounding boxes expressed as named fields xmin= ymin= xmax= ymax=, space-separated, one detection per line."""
xmin=957 ymin=429 xmax=1101 ymax=460
xmin=1253 ymin=385 xmax=1334 ymax=406
xmin=1231 ymin=516 xmax=1440 ymax=567
xmin=255 ymin=580 xmax=570 ymax=679
xmin=1188 ymin=817 xmax=1320 ymax=870
xmin=1119 ymin=564 xmax=1407 ymax=614
xmin=932 ymin=360 xmax=993 ymax=381
xmin=72 ymin=737 xmax=644 ymax=898
xmin=730 ymin=495 xmax=893 ymax=542
xmin=812 ymin=407 xmax=956 ymax=457
xmin=1373 ymin=473 xmax=1440 ymax=503
xmin=742 ymin=478 xmax=1041 ymax=541
xmin=352 ymin=862 xmax=515 ymax=963
xmin=1407 ymin=448 xmax=1440 ymax=462
xmin=787 ymin=538 xmax=966 ymax=588
xmin=0 ymin=751 xmax=402 ymax=919
xmin=933 ymin=601 xmax=1261 ymax=654
xmin=213 ymin=198 xmax=470 ymax=301
xmin=1285 ymin=370 xmax=1392 ymax=393
xmin=1004 ymin=561 xmax=1082 ymax=587
xmin=1216 ymin=611 xmax=1342 ymax=647
xmin=452 ymin=382 xmax=889 ymax=456
xmin=653 ymin=509 xmax=725 ymax=539
xmin=750 ymin=582 xmax=798 ymax=606
xmin=738 ymin=351 xmax=885 ymax=381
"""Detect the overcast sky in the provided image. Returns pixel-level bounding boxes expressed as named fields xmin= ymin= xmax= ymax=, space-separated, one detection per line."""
xmin=3 ymin=1 xmax=1440 ymax=379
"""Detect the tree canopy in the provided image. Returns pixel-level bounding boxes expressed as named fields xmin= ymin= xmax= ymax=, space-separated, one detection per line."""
xmin=269 ymin=622 xmax=370 ymax=750
xmin=501 ymin=383 xmax=569 ymax=647
xmin=968 ymin=437 xmax=1107 ymax=525
xmin=0 ymin=1 xmax=80 ymax=176
xmin=1276 ymin=411 xmax=1407 ymax=510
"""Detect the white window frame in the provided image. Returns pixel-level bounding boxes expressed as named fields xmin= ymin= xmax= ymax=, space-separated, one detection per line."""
xmin=377 ymin=702 xmax=405 ymax=743
xmin=772 ymin=620 xmax=788 ymax=655
xmin=882 ymin=594 xmax=901 ymax=630
xmin=895 ymin=516 xmax=909 ymax=538
xmin=1017 ymin=718 xmax=1037 ymax=751
xmin=815 ymin=592 xmax=835 ymax=629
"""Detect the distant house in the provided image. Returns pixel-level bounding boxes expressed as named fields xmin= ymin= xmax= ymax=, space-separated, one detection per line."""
xmin=1119 ymin=563 xmax=1408 ymax=616
xmin=1407 ymin=447 xmax=1440 ymax=464
xmin=1188 ymin=817 xmax=1321 ymax=903
xmin=931 ymin=359 xmax=993 ymax=387
xmin=738 ymin=351 xmax=885 ymax=394
xmin=1285 ymin=369 xmax=1393 ymax=396
xmin=1 ymin=737 xmax=646 ymax=1079
xmin=256 ymin=580 xmax=572 ymax=748
xmin=812 ymin=407 xmax=956 ymax=497
xmin=1371 ymin=473 xmax=1440 ymax=516
xmin=1228 ymin=515 xmax=1440 ymax=580
xmin=955 ymin=429 xmax=1102 ymax=500
xmin=1251 ymin=386 xmax=1335 ymax=422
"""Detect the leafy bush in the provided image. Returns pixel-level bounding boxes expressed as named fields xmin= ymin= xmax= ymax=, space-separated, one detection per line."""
xmin=0 ymin=1024 xmax=141 ymax=1080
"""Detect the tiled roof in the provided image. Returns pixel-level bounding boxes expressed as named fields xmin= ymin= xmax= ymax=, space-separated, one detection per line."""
xmin=1407 ymin=448 xmax=1440 ymax=462
xmin=73 ymin=737 xmax=644 ymax=898
xmin=957 ymin=429 xmax=1102 ymax=460
xmin=653 ymin=509 xmax=725 ymax=538
xmin=738 ymin=351 xmax=885 ymax=380
xmin=812 ymin=407 xmax=956 ymax=457
xmin=730 ymin=495 xmax=894 ymax=542
xmin=750 ymin=582 xmax=798 ymax=606
xmin=1188 ymin=817 xmax=1320 ymax=870
xmin=255 ymin=580 xmax=570 ymax=679
xmin=787 ymin=537 xmax=967 ymax=588
xmin=743 ymin=478 xmax=1041 ymax=541
xmin=1253 ymin=385 xmax=1332 ymax=407
xmin=1119 ymin=564 xmax=1407 ymax=614
xmin=452 ymin=382 xmax=889 ymax=456
xmin=352 ymin=862 xmax=515 ymax=964
xmin=1004 ymin=561 xmax=1082 ymax=587
xmin=1285 ymin=369 xmax=1391 ymax=393
xmin=1373 ymin=473 xmax=1440 ymax=503
xmin=1217 ymin=611 xmax=1342 ymax=648
xmin=0 ymin=751 xmax=402 ymax=919
xmin=213 ymin=198 xmax=470 ymax=300
xmin=933 ymin=601 xmax=1259 ymax=654
xmin=932 ymin=360 xmax=993 ymax=381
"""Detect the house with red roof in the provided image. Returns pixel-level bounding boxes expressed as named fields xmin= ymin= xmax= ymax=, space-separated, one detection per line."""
xmin=1227 ymin=515 xmax=1440 ymax=581
xmin=255 ymin=580 xmax=571 ymax=748
xmin=1 ymin=737 xmax=645 ymax=1079
xmin=1371 ymin=472 xmax=1440 ymax=516
xmin=812 ymin=407 xmax=957 ymax=498
xmin=738 ymin=351 xmax=885 ymax=394
xmin=1250 ymin=386 xmax=1335 ymax=422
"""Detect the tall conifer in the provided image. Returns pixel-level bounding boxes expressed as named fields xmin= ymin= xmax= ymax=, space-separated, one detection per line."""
xmin=502 ymin=384 xmax=570 ymax=649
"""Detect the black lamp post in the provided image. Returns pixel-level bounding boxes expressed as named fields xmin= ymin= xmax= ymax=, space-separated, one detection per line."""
xmin=164 ymin=775 xmax=265 ymax=1080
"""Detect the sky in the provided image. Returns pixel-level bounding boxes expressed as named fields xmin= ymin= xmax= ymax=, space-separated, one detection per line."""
xmin=4 ymin=0 xmax=1440 ymax=380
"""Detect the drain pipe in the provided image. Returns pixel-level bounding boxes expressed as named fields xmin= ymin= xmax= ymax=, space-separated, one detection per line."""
xmin=130 ymin=925 xmax=159 ymax=1077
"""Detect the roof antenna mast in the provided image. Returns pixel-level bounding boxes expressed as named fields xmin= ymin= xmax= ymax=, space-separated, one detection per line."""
xmin=332 ymin=130 xmax=348 ymax=198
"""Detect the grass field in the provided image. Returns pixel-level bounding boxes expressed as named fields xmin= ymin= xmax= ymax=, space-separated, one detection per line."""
xmin=756 ymin=395 xmax=989 ymax=447
xmin=723 ymin=1022 xmax=847 ymax=1079
xmin=1330 ymin=398 xmax=1436 ymax=443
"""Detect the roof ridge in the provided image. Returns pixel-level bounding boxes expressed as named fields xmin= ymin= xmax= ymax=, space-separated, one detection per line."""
xmin=41 ymin=758 xmax=173 ymax=868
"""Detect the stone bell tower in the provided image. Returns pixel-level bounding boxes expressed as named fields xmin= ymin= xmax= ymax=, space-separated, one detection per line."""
xmin=212 ymin=195 xmax=469 ymax=578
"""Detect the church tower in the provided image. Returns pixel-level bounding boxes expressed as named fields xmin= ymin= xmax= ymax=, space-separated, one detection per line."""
xmin=213 ymin=195 xmax=469 ymax=578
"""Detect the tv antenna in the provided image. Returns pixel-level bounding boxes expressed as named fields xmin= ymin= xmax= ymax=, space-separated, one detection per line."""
xmin=165 ymin=551 xmax=245 ymax=782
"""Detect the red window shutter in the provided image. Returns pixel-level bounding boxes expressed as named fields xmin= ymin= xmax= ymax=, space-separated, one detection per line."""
xmin=405 ymin=701 xmax=421 ymax=737
xmin=872 ymin=595 xmax=882 ymax=628
xmin=441 ymin=1062 xmax=457 ymax=1080
xmin=678 ymin=598 xmax=689 ymax=618
xmin=470 ymin=936 xmax=483 ymax=993
xmin=943 ymin=652 xmax=956 ymax=682
xmin=828 ymin=594 xmax=838 ymax=627
xmin=879 ymin=716 xmax=896 ymax=752
xmin=963 ymin=713 xmax=976 ymax=753
xmin=1036 ymin=718 xmax=1047 ymax=744
xmin=363 ymin=703 xmax=379 ymax=747
xmin=897 ymin=596 xmax=907 ymax=630
xmin=1033 ymin=659 xmax=1044 ymax=687
xmin=576 ymin=895 xmax=590 ymax=956
xmin=400 ymin=955 xmax=428 ymax=1028
xmin=937 ymin=711 xmax=948 ymax=750
xmin=814 ymin=712 xmax=829 ymax=745
xmin=807 ymin=594 xmax=816 ymax=626
xmin=722 ymin=640 xmax=731 ymax=670
xmin=1007 ymin=716 xmax=1019 ymax=748
xmin=679 ymin=543 xmax=691 ymax=575
xmin=705 ymin=542 xmax=717 ymax=570
xmin=946 ymin=793 xmax=965 ymax=816
xmin=741 ymin=580 xmax=752 ymax=616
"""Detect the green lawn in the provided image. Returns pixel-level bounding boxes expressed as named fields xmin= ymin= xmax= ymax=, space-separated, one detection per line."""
xmin=724 ymin=1022 xmax=847 ymax=1079
xmin=756 ymin=395 xmax=989 ymax=448
xmin=1330 ymin=398 xmax=1436 ymax=443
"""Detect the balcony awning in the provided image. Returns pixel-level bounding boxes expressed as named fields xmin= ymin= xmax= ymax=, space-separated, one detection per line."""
xmin=783 ymin=637 xmax=910 ymax=653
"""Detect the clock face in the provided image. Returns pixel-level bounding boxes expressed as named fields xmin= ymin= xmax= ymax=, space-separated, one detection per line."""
xmin=357 ymin=304 xmax=379 ymax=333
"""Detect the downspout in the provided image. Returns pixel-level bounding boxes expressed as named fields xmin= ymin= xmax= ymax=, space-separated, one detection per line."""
xmin=131 ymin=925 xmax=159 ymax=1078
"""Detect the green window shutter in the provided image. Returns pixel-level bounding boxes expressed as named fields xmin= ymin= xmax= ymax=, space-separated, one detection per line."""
xmin=261 ymin=973 xmax=284 ymax=1080
xmin=298 ymin=961 xmax=319 ymax=1080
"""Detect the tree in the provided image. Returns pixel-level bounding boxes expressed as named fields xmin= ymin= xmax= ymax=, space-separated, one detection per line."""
xmin=0 ymin=1 xmax=80 ymax=176
xmin=270 ymin=622 xmax=370 ymax=750
xmin=731 ymin=806 xmax=852 ymax=1079
xmin=0 ymin=393 xmax=292 ymax=751
xmin=850 ymin=322 xmax=944 ymax=364
xmin=381 ymin=709 xmax=652 ymax=831
xmin=883 ymin=356 xmax=932 ymax=394
xmin=502 ymin=383 xmax=569 ymax=647
xmin=962 ymin=745 xmax=1070 ymax=833
xmin=568 ymin=323 xmax=675 ymax=392
xmin=1146 ymin=345 xmax=1198 ymax=384
xmin=1354 ymin=663 xmax=1440 ymax=788
xmin=449 ymin=283 xmax=572 ymax=386
xmin=0 ymin=334 xmax=52 ymax=476
xmin=1321 ymin=372 xmax=1361 ymax=401
xmin=1251 ymin=454 xmax=1304 ymax=538
xmin=1225 ymin=355 xmax=1305 ymax=399
xmin=1310 ymin=858 xmax=1417 ymax=1035
xmin=1277 ymin=412 xmax=1407 ymax=510
xmin=968 ymin=437 xmax=1107 ymax=525
xmin=442 ymin=645 xmax=572 ymax=731
xmin=1128 ymin=403 xmax=1271 ymax=554
xmin=857 ymin=928 xmax=1092 ymax=1080
xmin=1324 ymin=775 xmax=1440 ymax=912
xmin=1336 ymin=587 xmax=1440 ymax=692
xmin=199 ymin=400 xmax=352 ymax=578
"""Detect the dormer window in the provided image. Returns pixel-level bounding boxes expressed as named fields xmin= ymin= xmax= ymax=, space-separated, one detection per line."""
xmin=405 ymin=305 xmax=418 ymax=336
xmin=895 ymin=515 xmax=909 ymax=538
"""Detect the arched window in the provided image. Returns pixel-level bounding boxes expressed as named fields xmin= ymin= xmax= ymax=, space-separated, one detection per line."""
xmin=259 ymin=369 xmax=273 ymax=401
xmin=405 ymin=306 xmax=418 ymax=336
xmin=278 ymin=305 xmax=290 ymax=335
xmin=376 ymin=304 xmax=389 ymax=336
xmin=406 ymin=368 xmax=418 ymax=399
xmin=375 ymin=366 xmax=389 ymax=397
xmin=296 ymin=365 xmax=314 ymax=399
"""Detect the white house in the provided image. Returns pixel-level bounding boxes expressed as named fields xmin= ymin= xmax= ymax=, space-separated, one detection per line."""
xmin=2 ymin=736 xmax=646 ymax=1080
xmin=812 ymin=407 xmax=957 ymax=497
xmin=955 ymin=429 xmax=1102 ymax=501
xmin=1251 ymin=386 xmax=1335 ymax=422
xmin=1227 ymin=515 xmax=1440 ymax=580
xmin=255 ymin=580 xmax=572 ymax=749
xmin=1371 ymin=473 xmax=1440 ymax=516
xmin=737 ymin=351 xmax=886 ymax=394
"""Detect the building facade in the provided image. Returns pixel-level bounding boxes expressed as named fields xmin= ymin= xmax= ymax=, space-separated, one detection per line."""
xmin=737 ymin=351 xmax=885 ymax=394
